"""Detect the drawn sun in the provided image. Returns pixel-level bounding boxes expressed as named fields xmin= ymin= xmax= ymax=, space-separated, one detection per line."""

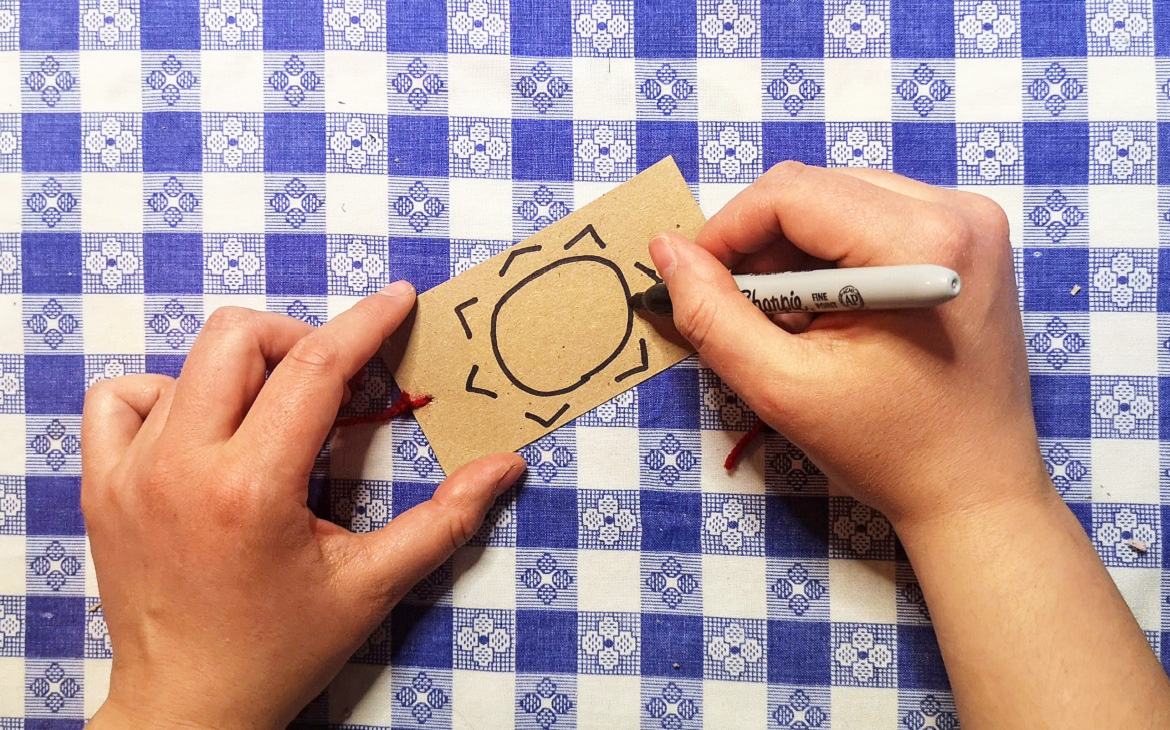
xmin=453 ymin=223 xmax=663 ymax=428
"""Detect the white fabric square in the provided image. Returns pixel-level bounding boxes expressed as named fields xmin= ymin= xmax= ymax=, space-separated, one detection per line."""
xmin=698 ymin=182 xmax=747 ymax=220
xmin=329 ymin=423 xmax=395 ymax=480
xmin=0 ymin=173 xmax=20 ymax=231
xmin=703 ymin=553 xmax=767 ymax=619
xmin=955 ymin=58 xmax=1023 ymax=122
xmin=577 ymin=549 xmax=640 ymax=612
xmin=453 ymin=546 xmax=517 ymax=610
xmin=201 ymin=50 xmax=265 ymax=113
xmin=704 ymin=681 xmax=767 ymax=724
xmin=83 ymin=295 xmax=146 ymax=353
xmin=573 ymin=57 xmax=637 ymax=120
xmin=326 ymin=173 xmax=389 ymax=235
xmin=80 ymin=51 xmax=142 ymax=112
xmin=828 ymin=559 xmax=896 ymax=624
xmin=452 ymin=670 xmax=514 ymax=729
xmin=83 ymin=658 xmax=112 ymax=718
xmin=576 ymin=426 xmax=639 ymax=489
xmin=1089 ymin=185 xmax=1159 ymax=248
xmin=0 ymin=657 xmax=24 ymax=716
xmin=81 ymin=173 xmax=143 ymax=233
xmin=326 ymin=294 xmax=363 ymax=320
xmin=203 ymin=294 xmax=267 ymax=317
xmin=0 ymin=295 xmax=21 ymax=354
xmin=1090 ymin=312 xmax=1158 ymax=376
xmin=0 ymin=534 xmax=24 ymax=593
xmin=832 ymin=687 xmax=898 ymax=729
xmin=698 ymin=58 xmax=762 ymax=122
xmin=577 ymin=675 xmax=641 ymax=728
xmin=700 ymin=429 xmax=765 ymax=495
xmin=824 ymin=59 xmax=891 ymax=122
xmin=328 ymin=664 xmax=394 ymax=725
xmin=448 ymin=53 xmax=511 ymax=119
xmin=324 ymin=51 xmax=389 ymax=114
xmin=202 ymin=172 xmax=265 ymax=233
xmin=0 ymin=52 xmax=18 ymax=113
xmin=1088 ymin=57 xmax=1157 ymax=121
xmin=448 ymin=178 xmax=512 ymax=240
xmin=1108 ymin=567 xmax=1161 ymax=631
xmin=1092 ymin=439 xmax=1160 ymax=504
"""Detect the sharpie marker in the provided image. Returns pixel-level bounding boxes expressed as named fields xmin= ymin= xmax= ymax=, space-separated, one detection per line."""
xmin=630 ymin=264 xmax=961 ymax=316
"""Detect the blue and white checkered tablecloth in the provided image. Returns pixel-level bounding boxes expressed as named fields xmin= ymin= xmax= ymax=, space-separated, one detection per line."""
xmin=1 ymin=0 xmax=1169 ymax=727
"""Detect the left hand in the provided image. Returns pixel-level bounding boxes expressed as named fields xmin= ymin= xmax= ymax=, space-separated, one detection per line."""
xmin=83 ymin=282 xmax=526 ymax=730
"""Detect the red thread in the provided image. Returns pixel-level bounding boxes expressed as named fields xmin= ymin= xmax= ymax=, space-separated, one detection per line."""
xmin=334 ymin=391 xmax=432 ymax=428
xmin=724 ymin=418 xmax=768 ymax=471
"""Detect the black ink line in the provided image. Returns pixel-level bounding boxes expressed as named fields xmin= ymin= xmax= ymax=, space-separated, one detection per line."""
xmin=563 ymin=224 xmax=606 ymax=250
xmin=491 ymin=255 xmax=634 ymax=397
xmin=454 ymin=297 xmax=478 ymax=339
xmin=465 ymin=364 xmax=498 ymax=399
xmin=634 ymin=262 xmax=662 ymax=283
xmin=525 ymin=403 xmax=570 ymax=427
xmin=498 ymin=245 xmax=543 ymax=277
xmin=614 ymin=338 xmax=649 ymax=383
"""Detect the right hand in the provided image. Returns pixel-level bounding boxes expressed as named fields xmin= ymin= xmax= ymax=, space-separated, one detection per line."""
xmin=650 ymin=161 xmax=1048 ymax=530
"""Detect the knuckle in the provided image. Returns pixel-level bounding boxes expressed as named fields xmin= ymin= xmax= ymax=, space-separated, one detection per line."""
xmin=763 ymin=159 xmax=806 ymax=189
xmin=962 ymin=193 xmax=1010 ymax=240
xmin=82 ymin=378 xmax=118 ymax=411
xmin=285 ymin=336 xmax=341 ymax=373
xmin=445 ymin=507 xmax=482 ymax=552
xmin=202 ymin=306 xmax=255 ymax=334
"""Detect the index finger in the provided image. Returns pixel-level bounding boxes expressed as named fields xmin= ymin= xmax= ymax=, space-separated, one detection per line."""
xmin=694 ymin=162 xmax=935 ymax=269
xmin=235 ymin=281 xmax=417 ymax=477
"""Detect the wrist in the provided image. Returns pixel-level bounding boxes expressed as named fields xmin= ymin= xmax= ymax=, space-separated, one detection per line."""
xmin=890 ymin=468 xmax=1062 ymax=553
xmin=90 ymin=699 xmax=217 ymax=730
xmin=91 ymin=692 xmax=261 ymax=730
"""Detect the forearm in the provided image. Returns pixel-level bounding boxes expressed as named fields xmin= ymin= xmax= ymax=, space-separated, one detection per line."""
xmin=898 ymin=486 xmax=1170 ymax=728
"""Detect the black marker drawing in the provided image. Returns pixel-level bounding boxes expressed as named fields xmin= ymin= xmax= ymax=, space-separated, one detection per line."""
xmin=634 ymin=262 xmax=662 ymax=283
xmin=614 ymin=338 xmax=648 ymax=382
xmin=465 ymin=364 xmax=498 ymax=399
xmin=457 ymin=224 xmax=654 ymax=430
xmin=525 ymin=403 xmax=570 ymax=427
xmin=498 ymin=245 xmax=543 ymax=277
xmin=563 ymin=224 xmax=605 ymax=250
xmin=454 ymin=297 xmax=478 ymax=339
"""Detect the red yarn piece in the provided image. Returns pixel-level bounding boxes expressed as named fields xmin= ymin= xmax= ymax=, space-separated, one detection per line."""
xmin=334 ymin=391 xmax=432 ymax=428
xmin=724 ymin=418 xmax=768 ymax=471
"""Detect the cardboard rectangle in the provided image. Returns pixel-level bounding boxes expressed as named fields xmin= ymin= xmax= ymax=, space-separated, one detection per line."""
xmin=383 ymin=157 xmax=706 ymax=474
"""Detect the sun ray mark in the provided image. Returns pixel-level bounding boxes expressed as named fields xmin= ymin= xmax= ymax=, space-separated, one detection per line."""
xmin=454 ymin=297 xmax=479 ymax=339
xmin=498 ymin=245 xmax=543 ymax=277
xmin=465 ymin=364 xmax=498 ymax=399
xmin=525 ymin=403 xmax=570 ymax=427
xmin=614 ymin=338 xmax=648 ymax=383
xmin=563 ymin=224 xmax=606 ymax=250
xmin=634 ymin=262 xmax=662 ymax=283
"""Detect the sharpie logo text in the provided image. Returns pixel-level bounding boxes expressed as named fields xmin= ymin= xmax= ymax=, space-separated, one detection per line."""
xmin=741 ymin=288 xmax=803 ymax=313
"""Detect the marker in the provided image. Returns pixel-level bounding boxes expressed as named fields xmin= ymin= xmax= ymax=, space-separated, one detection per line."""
xmin=630 ymin=264 xmax=961 ymax=316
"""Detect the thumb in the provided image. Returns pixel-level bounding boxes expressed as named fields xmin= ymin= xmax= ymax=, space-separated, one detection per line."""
xmin=650 ymin=231 xmax=804 ymax=413
xmin=350 ymin=452 xmax=526 ymax=602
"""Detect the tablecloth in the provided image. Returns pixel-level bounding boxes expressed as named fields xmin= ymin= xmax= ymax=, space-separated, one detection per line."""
xmin=0 ymin=0 xmax=1168 ymax=727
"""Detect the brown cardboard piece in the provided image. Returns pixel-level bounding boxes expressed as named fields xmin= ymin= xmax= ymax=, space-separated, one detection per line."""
xmin=382 ymin=156 xmax=706 ymax=475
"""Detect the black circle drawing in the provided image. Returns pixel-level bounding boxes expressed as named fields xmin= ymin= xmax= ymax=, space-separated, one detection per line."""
xmin=490 ymin=255 xmax=633 ymax=397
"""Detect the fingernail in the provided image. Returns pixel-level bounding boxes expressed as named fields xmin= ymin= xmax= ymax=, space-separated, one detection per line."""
xmin=379 ymin=280 xmax=414 ymax=298
xmin=648 ymin=234 xmax=677 ymax=279
xmin=494 ymin=461 xmax=526 ymax=496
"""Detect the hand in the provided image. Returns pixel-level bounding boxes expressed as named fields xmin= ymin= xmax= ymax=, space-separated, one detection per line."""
xmin=82 ymin=283 xmax=525 ymax=730
xmin=650 ymin=162 xmax=1046 ymax=529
